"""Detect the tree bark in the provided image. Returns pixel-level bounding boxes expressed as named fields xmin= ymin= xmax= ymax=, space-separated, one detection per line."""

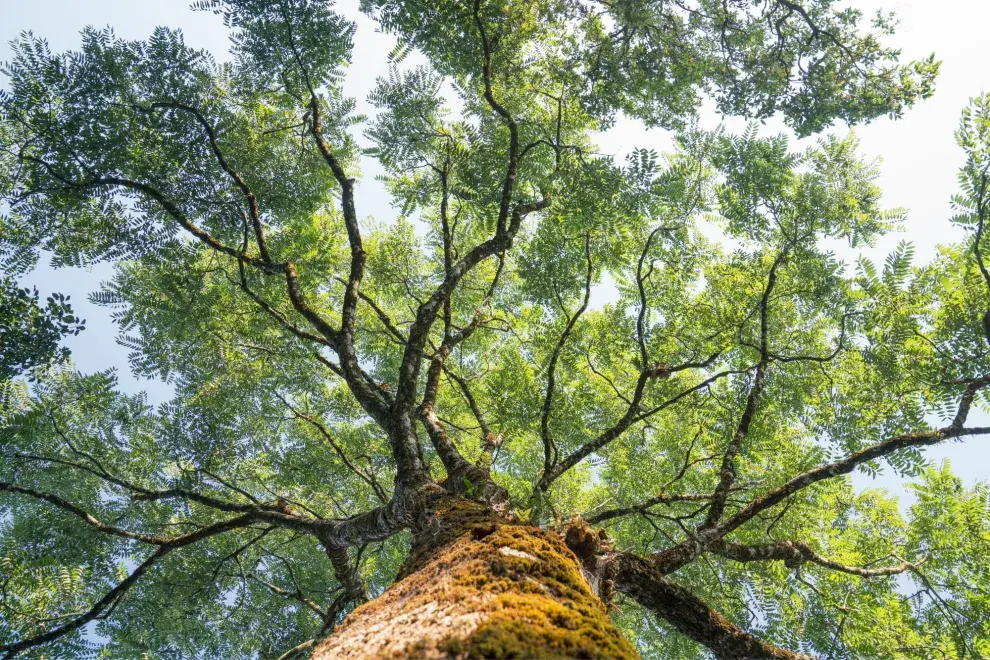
xmin=614 ymin=554 xmax=814 ymax=660
xmin=313 ymin=500 xmax=637 ymax=659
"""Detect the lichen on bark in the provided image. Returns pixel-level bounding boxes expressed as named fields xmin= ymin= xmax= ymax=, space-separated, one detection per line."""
xmin=313 ymin=500 xmax=638 ymax=659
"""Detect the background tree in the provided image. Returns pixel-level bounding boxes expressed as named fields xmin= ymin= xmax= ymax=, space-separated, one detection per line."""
xmin=0 ymin=279 xmax=84 ymax=380
xmin=0 ymin=0 xmax=986 ymax=658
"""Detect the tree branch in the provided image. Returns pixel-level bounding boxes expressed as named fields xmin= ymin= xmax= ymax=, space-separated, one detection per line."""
xmin=0 ymin=513 xmax=260 ymax=658
xmin=538 ymin=354 xmax=729 ymax=491
xmin=385 ymin=0 xmax=550 ymax=485
xmin=586 ymin=492 xmax=714 ymax=524
xmin=0 ymin=482 xmax=172 ymax=545
xmin=712 ymin=540 xmax=920 ymax=577
xmin=541 ymin=234 xmax=593 ymax=478
xmin=280 ymin=397 xmax=390 ymax=503
xmin=614 ymin=552 xmax=814 ymax=660
xmin=650 ymin=393 xmax=990 ymax=575
xmin=702 ymin=249 xmax=786 ymax=529
xmin=138 ymin=101 xmax=273 ymax=262
xmin=323 ymin=545 xmax=368 ymax=610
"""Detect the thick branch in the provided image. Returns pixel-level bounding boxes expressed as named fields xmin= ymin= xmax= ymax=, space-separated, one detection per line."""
xmin=324 ymin=546 xmax=368 ymax=607
xmin=307 ymin=96 xmax=362 ymax=341
xmin=636 ymin=226 xmax=669 ymax=367
xmin=614 ymin=553 xmax=814 ymax=660
xmin=294 ymin=95 xmax=396 ymax=434
xmin=386 ymin=0 xmax=548 ymax=483
xmin=390 ymin=196 xmax=549 ymax=485
xmin=720 ymin=426 xmax=990 ymax=540
xmin=314 ymin=482 xmax=443 ymax=549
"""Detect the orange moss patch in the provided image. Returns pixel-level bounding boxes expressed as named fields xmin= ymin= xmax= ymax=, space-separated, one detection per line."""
xmin=314 ymin=501 xmax=638 ymax=659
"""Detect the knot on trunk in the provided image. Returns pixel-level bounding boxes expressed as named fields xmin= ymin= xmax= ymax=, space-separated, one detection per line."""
xmin=439 ymin=464 xmax=511 ymax=515
xmin=562 ymin=518 xmax=618 ymax=609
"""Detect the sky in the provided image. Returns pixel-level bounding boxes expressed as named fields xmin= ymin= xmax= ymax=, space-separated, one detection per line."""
xmin=2 ymin=0 xmax=989 ymax=503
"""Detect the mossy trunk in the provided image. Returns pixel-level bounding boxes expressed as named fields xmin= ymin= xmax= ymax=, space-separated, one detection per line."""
xmin=313 ymin=500 xmax=639 ymax=659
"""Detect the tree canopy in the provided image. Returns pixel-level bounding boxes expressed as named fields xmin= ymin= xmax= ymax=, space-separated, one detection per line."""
xmin=1 ymin=0 xmax=988 ymax=658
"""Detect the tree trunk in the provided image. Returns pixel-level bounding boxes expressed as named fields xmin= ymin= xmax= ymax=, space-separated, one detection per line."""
xmin=313 ymin=499 xmax=638 ymax=659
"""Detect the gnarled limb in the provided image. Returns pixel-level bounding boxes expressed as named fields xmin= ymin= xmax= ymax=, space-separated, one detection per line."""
xmin=236 ymin=20 xmax=398 ymax=445
xmin=323 ymin=545 xmax=368 ymax=618
xmin=314 ymin=480 xmax=445 ymax=549
xmin=614 ymin=552 xmax=814 ymax=660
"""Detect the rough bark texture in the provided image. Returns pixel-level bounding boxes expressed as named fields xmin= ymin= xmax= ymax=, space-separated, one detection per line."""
xmin=313 ymin=500 xmax=637 ymax=659
xmin=614 ymin=553 xmax=814 ymax=660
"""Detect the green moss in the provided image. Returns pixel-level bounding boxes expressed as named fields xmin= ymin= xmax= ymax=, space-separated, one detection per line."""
xmin=443 ymin=523 xmax=637 ymax=659
xmin=399 ymin=497 xmax=501 ymax=578
xmin=440 ymin=635 xmax=466 ymax=655
xmin=321 ymin=498 xmax=638 ymax=659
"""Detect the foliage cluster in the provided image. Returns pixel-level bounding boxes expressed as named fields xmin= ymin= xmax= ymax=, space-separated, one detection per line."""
xmin=0 ymin=1 xmax=987 ymax=658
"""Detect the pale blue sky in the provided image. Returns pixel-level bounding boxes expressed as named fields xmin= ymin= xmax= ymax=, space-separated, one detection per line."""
xmin=2 ymin=0 xmax=989 ymax=502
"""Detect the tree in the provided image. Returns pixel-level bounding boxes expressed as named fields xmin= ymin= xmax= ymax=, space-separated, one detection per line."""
xmin=1 ymin=0 xmax=987 ymax=657
xmin=0 ymin=280 xmax=84 ymax=380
